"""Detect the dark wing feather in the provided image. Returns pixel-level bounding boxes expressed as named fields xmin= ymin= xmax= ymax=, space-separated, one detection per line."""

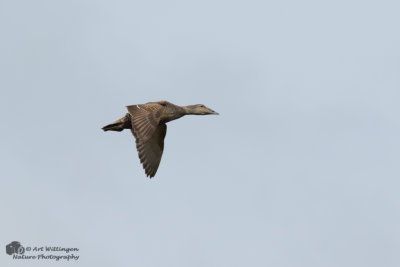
xmin=131 ymin=123 xmax=167 ymax=178
xmin=126 ymin=104 xmax=163 ymax=143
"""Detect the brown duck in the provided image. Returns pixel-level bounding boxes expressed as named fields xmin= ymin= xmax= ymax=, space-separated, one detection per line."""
xmin=102 ymin=101 xmax=219 ymax=178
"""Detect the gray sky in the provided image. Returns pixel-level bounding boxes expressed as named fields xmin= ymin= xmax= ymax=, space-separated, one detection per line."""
xmin=1 ymin=0 xmax=399 ymax=266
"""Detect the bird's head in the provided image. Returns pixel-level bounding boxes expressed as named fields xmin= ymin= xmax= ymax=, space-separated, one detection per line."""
xmin=184 ymin=104 xmax=219 ymax=115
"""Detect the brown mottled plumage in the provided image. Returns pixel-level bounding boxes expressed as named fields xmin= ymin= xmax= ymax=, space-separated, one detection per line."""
xmin=102 ymin=101 xmax=219 ymax=178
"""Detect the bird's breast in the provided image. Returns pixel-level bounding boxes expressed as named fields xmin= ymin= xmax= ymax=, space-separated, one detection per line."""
xmin=161 ymin=112 xmax=183 ymax=123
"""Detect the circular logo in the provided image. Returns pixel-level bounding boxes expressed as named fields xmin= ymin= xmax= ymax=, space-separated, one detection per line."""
xmin=17 ymin=246 xmax=25 ymax=254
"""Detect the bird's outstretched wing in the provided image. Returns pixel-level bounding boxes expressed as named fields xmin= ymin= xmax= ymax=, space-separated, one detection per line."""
xmin=126 ymin=104 xmax=163 ymax=143
xmin=131 ymin=123 xmax=167 ymax=178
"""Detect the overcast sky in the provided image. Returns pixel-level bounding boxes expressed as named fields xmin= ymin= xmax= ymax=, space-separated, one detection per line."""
xmin=1 ymin=0 xmax=400 ymax=266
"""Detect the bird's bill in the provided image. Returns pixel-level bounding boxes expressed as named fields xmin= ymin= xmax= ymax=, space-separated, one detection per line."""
xmin=206 ymin=108 xmax=219 ymax=115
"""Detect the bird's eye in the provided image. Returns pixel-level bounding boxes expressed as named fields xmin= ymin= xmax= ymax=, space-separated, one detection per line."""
xmin=160 ymin=103 xmax=167 ymax=107
xmin=200 ymin=105 xmax=205 ymax=108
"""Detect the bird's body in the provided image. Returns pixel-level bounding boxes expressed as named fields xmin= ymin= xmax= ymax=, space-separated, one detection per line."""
xmin=102 ymin=100 xmax=218 ymax=178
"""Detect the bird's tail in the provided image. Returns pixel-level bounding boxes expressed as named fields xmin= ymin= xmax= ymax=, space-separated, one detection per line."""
xmin=102 ymin=114 xmax=131 ymax=132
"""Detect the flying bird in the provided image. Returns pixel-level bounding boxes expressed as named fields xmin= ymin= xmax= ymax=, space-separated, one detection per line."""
xmin=102 ymin=100 xmax=219 ymax=178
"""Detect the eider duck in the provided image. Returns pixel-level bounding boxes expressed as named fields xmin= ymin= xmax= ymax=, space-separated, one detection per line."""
xmin=102 ymin=100 xmax=219 ymax=178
